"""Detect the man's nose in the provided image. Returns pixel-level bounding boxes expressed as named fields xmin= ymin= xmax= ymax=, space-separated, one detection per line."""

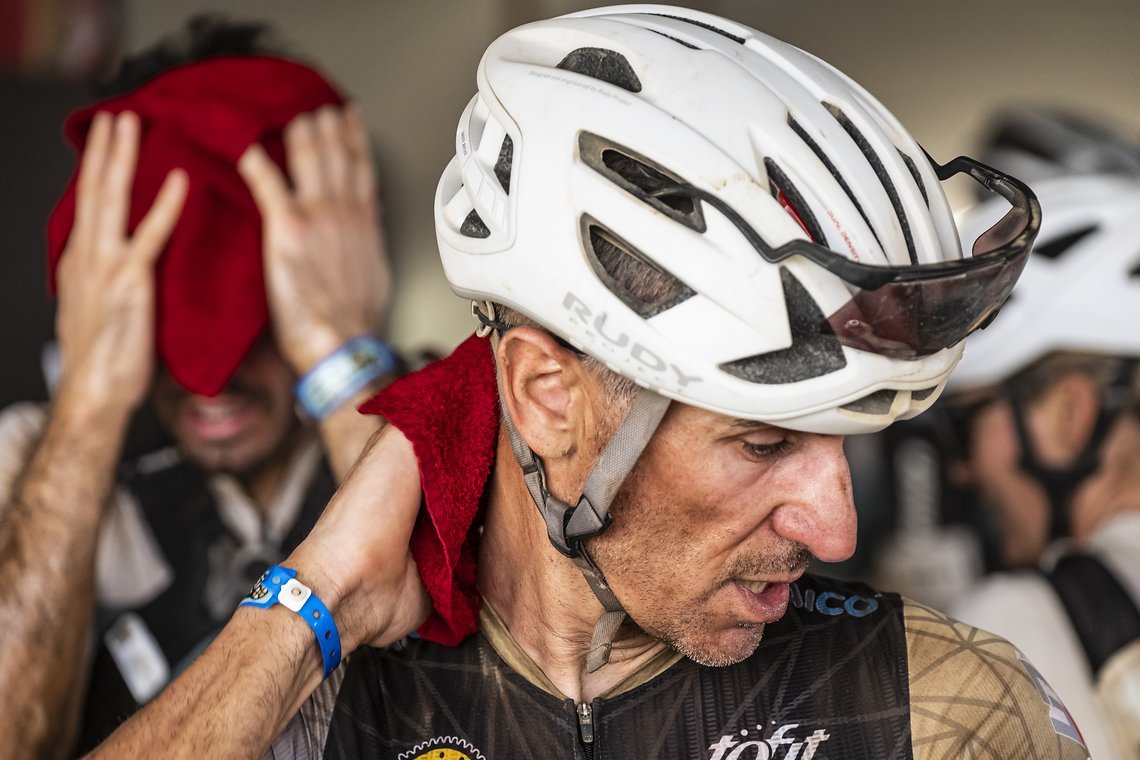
xmin=768 ymin=435 xmax=857 ymax=563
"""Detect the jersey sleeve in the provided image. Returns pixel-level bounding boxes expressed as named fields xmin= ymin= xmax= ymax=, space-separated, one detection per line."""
xmin=903 ymin=599 xmax=1091 ymax=760
xmin=264 ymin=666 xmax=344 ymax=760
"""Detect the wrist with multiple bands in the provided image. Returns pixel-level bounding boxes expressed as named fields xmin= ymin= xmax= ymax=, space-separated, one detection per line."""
xmin=240 ymin=564 xmax=342 ymax=679
xmin=295 ymin=335 xmax=397 ymax=419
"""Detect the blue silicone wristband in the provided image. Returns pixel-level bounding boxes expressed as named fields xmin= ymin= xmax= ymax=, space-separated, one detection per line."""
xmin=240 ymin=565 xmax=342 ymax=679
xmin=295 ymin=336 xmax=397 ymax=420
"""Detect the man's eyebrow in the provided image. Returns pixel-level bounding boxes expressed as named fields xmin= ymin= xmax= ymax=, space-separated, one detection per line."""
xmin=729 ymin=419 xmax=773 ymax=431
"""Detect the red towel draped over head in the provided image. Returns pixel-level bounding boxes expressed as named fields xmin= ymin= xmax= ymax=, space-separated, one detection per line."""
xmin=46 ymin=55 xmax=345 ymax=396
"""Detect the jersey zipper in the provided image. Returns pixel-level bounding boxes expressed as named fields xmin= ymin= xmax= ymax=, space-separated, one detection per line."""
xmin=577 ymin=701 xmax=595 ymax=759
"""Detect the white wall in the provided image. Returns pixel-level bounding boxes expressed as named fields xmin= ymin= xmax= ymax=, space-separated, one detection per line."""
xmin=123 ymin=0 xmax=1140 ymax=353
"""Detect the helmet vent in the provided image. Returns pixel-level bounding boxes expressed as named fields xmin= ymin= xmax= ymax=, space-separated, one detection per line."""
xmin=787 ymin=115 xmax=882 ymax=251
xmin=581 ymin=217 xmax=695 ymax=319
xmin=765 ymin=158 xmax=825 ymax=245
xmin=648 ymin=29 xmax=699 ymax=50
xmin=648 ymin=13 xmax=746 ymax=44
xmin=460 ymin=210 xmax=491 ymax=238
xmin=580 ymin=132 xmax=706 ymax=233
xmin=557 ymin=47 xmax=642 ymax=93
xmin=1130 ymin=258 xmax=1140 ymax=279
xmin=840 ymin=389 xmax=897 ymax=415
xmin=898 ymin=150 xmax=930 ymax=207
xmin=603 ymin=150 xmax=694 ymax=216
xmin=911 ymin=385 xmax=939 ymax=401
xmin=825 ymin=103 xmax=919 ymax=265
xmin=495 ymin=135 xmax=513 ymax=194
xmin=1033 ymin=225 xmax=1095 ymax=260
xmin=719 ymin=268 xmax=847 ymax=385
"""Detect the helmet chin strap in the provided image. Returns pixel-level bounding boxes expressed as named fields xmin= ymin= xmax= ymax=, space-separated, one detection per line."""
xmin=485 ymin=315 xmax=670 ymax=672
xmin=1007 ymin=359 xmax=1137 ymax=543
xmin=1009 ymin=394 xmax=1094 ymax=543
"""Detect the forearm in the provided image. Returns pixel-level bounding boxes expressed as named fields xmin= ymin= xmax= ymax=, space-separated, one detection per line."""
xmin=0 ymin=396 xmax=131 ymax=757
xmin=316 ymin=381 xmax=387 ymax=482
xmin=90 ymin=423 xmax=430 ymax=758
xmin=89 ymin=605 xmax=324 ymax=760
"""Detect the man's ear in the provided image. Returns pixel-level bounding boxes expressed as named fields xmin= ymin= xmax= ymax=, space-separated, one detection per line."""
xmin=1036 ymin=371 xmax=1102 ymax=466
xmin=496 ymin=327 xmax=590 ymax=461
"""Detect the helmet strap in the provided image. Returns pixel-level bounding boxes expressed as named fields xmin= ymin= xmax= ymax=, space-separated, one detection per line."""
xmin=487 ymin=328 xmax=670 ymax=671
xmin=1007 ymin=358 xmax=1137 ymax=542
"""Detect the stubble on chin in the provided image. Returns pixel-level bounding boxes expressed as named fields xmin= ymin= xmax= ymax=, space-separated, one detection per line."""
xmin=664 ymin=619 xmax=768 ymax=668
xmin=621 ymin=542 xmax=811 ymax=668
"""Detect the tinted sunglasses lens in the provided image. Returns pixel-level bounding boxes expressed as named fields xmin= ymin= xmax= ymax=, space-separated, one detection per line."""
xmin=973 ymin=191 xmax=1033 ymax=254
xmin=819 ymin=162 xmax=1035 ymax=359
xmin=825 ymin=245 xmax=1029 ymax=358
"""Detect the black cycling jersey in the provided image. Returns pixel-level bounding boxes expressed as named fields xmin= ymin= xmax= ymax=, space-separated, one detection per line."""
xmin=271 ymin=569 xmax=1089 ymax=760
xmin=269 ymin=337 xmax=1089 ymax=760
xmin=282 ymin=574 xmax=912 ymax=760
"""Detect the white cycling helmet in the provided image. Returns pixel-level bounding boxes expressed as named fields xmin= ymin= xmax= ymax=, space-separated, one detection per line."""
xmin=434 ymin=5 xmax=1040 ymax=670
xmin=435 ymin=4 xmax=1040 ymax=436
xmin=952 ymin=174 xmax=1140 ymax=391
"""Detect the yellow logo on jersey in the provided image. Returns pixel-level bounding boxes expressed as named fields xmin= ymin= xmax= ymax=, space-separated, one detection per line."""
xmin=399 ymin=736 xmax=485 ymax=760
xmin=412 ymin=749 xmax=470 ymax=760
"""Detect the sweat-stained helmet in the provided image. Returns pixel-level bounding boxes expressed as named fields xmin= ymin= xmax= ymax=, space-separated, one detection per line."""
xmin=433 ymin=5 xmax=1040 ymax=670
xmin=436 ymin=5 xmax=1039 ymax=435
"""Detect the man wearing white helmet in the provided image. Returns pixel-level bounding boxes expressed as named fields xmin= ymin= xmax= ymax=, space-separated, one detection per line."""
xmin=87 ymin=7 xmax=1088 ymax=759
xmin=944 ymin=175 xmax=1140 ymax=759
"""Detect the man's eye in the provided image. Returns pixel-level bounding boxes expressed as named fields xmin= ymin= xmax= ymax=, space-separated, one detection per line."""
xmin=743 ymin=439 xmax=794 ymax=459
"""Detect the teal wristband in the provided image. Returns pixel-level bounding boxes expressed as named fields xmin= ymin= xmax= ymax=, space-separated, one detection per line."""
xmin=295 ymin=336 xmax=396 ymax=419
xmin=240 ymin=565 xmax=342 ymax=679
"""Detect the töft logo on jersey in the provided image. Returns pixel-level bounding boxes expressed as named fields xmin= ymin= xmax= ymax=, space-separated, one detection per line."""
xmin=707 ymin=722 xmax=830 ymax=760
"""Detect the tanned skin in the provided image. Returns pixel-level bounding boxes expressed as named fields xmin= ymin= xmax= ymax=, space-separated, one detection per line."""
xmin=0 ymin=103 xmax=391 ymax=760
xmin=90 ymin=424 xmax=431 ymax=759
xmin=958 ymin=370 xmax=1140 ymax=566
xmin=0 ymin=112 xmax=187 ymax=758
xmin=87 ymin=329 xmax=855 ymax=758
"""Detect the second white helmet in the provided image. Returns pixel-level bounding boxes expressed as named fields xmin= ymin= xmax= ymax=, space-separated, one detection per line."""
xmin=953 ymin=174 xmax=1140 ymax=391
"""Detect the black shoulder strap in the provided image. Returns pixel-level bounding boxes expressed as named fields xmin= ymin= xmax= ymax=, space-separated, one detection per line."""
xmin=1046 ymin=552 xmax=1140 ymax=676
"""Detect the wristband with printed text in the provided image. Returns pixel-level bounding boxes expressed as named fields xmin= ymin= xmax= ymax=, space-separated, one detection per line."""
xmin=295 ymin=335 xmax=396 ymax=420
xmin=240 ymin=565 xmax=342 ymax=679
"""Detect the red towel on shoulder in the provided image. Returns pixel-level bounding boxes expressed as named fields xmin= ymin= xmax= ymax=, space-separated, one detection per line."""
xmin=360 ymin=334 xmax=499 ymax=645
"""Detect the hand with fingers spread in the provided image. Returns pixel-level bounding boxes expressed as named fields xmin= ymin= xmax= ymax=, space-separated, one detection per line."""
xmin=238 ymin=104 xmax=391 ymax=376
xmin=54 ymin=110 xmax=188 ymax=416
xmin=0 ymin=108 xmax=187 ymax=759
